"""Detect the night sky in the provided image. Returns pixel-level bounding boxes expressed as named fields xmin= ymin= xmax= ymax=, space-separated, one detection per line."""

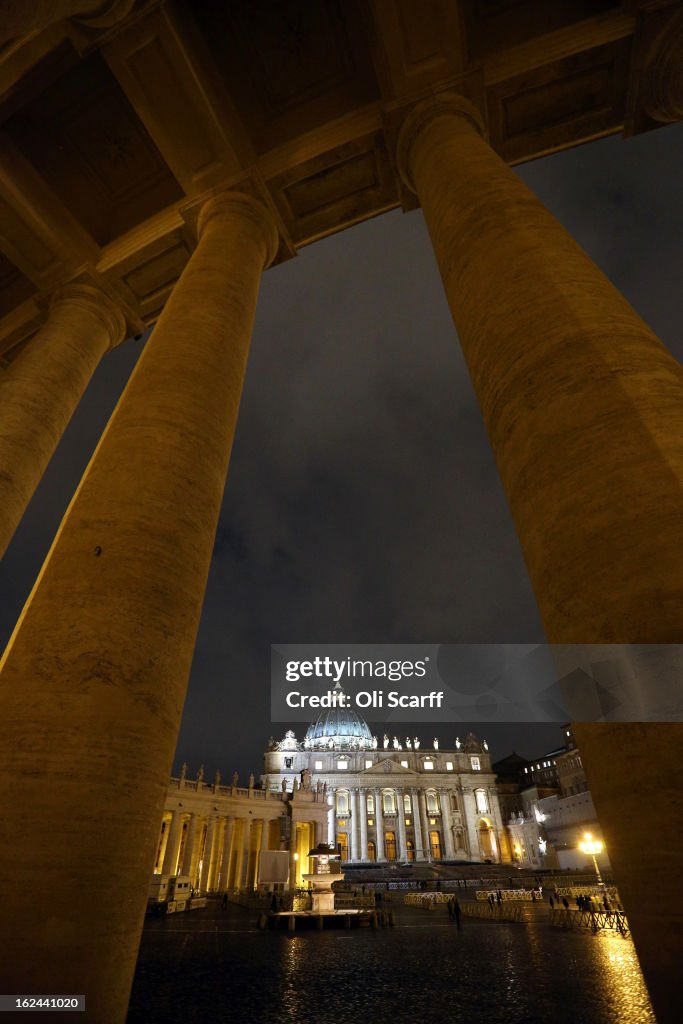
xmin=1 ymin=122 xmax=681 ymax=780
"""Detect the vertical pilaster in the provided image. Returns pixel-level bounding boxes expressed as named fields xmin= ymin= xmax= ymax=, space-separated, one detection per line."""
xmin=180 ymin=814 xmax=197 ymax=876
xmin=350 ymin=788 xmax=359 ymax=861
xmin=217 ymin=817 xmax=234 ymax=892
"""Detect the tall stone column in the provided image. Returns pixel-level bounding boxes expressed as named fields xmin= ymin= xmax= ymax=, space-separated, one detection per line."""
xmin=374 ymin=788 xmax=385 ymax=861
xmin=0 ymin=283 xmax=125 ymax=558
xmin=0 ymin=190 xmax=278 ymax=1022
xmin=418 ymin=791 xmax=431 ymax=859
xmin=180 ymin=814 xmax=197 ymax=876
xmin=359 ymin=788 xmax=368 ymax=861
xmin=396 ymin=95 xmax=683 ymax=1022
xmin=161 ymin=811 xmax=183 ymax=876
xmin=217 ymin=817 xmax=234 ymax=892
xmin=396 ymin=93 xmax=683 ymax=644
xmin=289 ymin=824 xmax=298 ymax=891
xmin=350 ymin=788 xmax=359 ymax=861
xmin=411 ymin=789 xmax=425 ymax=861
xmin=396 ymin=789 xmax=408 ymax=862
xmin=439 ymin=789 xmax=456 ymax=860
xmin=327 ymin=794 xmax=335 ymax=846
xmin=199 ymin=816 xmax=215 ymax=892
xmin=233 ymin=820 xmax=247 ymax=892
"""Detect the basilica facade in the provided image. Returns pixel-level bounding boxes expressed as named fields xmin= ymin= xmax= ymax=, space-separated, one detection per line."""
xmin=263 ymin=706 xmax=508 ymax=866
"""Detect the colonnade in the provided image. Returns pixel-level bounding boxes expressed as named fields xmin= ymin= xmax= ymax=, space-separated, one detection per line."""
xmin=155 ymin=811 xmax=275 ymax=892
xmin=0 ymin=90 xmax=680 ymax=1022
xmin=329 ymin=785 xmax=501 ymax=864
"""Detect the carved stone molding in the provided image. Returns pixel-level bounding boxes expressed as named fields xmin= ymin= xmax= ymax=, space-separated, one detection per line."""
xmin=394 ymin=92 xmax=486 ymax=195
xmin=197 ymin=191 xmax=280 ymax=270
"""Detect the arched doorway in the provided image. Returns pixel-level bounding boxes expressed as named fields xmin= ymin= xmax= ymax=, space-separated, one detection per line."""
xmin=406 ymin=840 xmax=415 ymax=862
xmin=367 ymin=840 xmax=376 ymax=862
xmin=429 ymin=831 xmax=441 ymax=860
xmin=337 ymin=832 xmax=349 ymax=861
xmin=385 ymin=832 xmax=397 ymax=860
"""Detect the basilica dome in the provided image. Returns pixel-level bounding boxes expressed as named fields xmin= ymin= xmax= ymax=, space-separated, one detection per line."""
xmin=304 ymin=706 xmax=374 ymax=750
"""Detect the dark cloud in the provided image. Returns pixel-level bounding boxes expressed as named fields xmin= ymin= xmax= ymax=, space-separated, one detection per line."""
xmin=1 ymin=123 xmax=681 ymax=778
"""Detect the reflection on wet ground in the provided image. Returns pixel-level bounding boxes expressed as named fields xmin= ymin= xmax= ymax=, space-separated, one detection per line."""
xmin=127 ymin=901 xmax=655 ymax=1024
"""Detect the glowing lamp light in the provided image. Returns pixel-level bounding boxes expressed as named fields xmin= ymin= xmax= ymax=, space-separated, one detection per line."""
xmin=578 ymin=831 xmax=604 ymax=886
xmin=293 ymin=852 xmax=299 ymax=862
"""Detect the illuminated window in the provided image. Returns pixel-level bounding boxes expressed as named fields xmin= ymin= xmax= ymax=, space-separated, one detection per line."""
xmin=366 ymin=794 xmax=375 ymax=816
xmin=367 ymin=818 xmax=374 ymax=826
xmin=383 ymin=791 xmax=396 ymax=815
xmin=401 ymin=760 xmax=409 ymax=768
xmin=475 ymin=789 xmax=489 ymax=814
xmin=336 ymin=791 xmax=349 ymax=815
xmin=405 ymin=818 xmax=411 ymax=826
xmin=424 ymin=760 xmax=434 ymax=771
xmin=426 ymin=790 xmax=439 ymax=814
xmin=403 ymin=794 xmax=412 ymax=814
xmin=314 ymin=760 xmax=323 ymax=770
xmin=429 ymin=831 xmax=441 ymax=860
xmin=337 ymin=759 xmax=348 ymax=770
xmin=365 ymin=759 xmax=373 ymax=769
xmin=446 ymin=761 xmax=454 ymax=770
xmin=470 ymin=756 xmax=481 ymax=771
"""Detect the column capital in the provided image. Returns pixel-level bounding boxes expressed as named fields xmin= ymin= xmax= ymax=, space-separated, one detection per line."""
xmin=395 ymin=92 xmax=486 ymax=195
xmin=639 ymin=7 xmax=683 ymax=124
xmin=49 ymin=283 xmax=126 ymax=351
xmin=198 ymin=191 xmax=279 ymax=270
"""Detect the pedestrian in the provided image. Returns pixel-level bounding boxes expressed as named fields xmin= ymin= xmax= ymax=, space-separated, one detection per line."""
xmin=447 ymin=897 xmax=454 ymax=919
xmin=222 ymin=892 xmax=228 ymax=910
xmin=562 ymin=897 xmax=569 ymax=910
xmin=496 ymin=891 xmax=502 ymax=907
xmin=549 ymin=894 xmax=554 ymax=910
xmin=454 ymin=897 xmax=462 ymax=930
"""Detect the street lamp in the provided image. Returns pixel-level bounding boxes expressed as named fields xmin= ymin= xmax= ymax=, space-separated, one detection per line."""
xmin=578 ymin=831 xmax=604 ymax=886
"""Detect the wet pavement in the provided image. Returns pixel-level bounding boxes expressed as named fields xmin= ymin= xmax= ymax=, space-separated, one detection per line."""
xmin=127 ymin=900 xmax=655 ymax=1024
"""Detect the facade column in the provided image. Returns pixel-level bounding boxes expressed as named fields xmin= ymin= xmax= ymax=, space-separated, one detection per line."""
xmin=396 ymin=93 xmax=683 ymax=643
xmin=217 ymin=817 xmax=234 ymax=892
xmin=239 ymin=819 xmax=252 ymax=889
xmin=288 ymin=824 xmax=298 ymax=891
xmin=180 ymin=814 xmax=198 ymax=876
xmin=396 ymin=789 xmax=408 ymax=862
xmin=0 ymin=283 xmax=125 ymax=558
xmin=439 ymin=789 xmax=456 ymax=860
xmin=411 ymin=789 xmax=425 ymax=861
xmin=350 ymin=788 xmax=359 ymax=862
xmin=327 ymin=792 xmax=335 ymax=846
xmin=161 ymin=810 xmax=183 ymax=876
xmin=374 ymin=788 xmax=385 ymax=861
xmin=418 ymin=790 xmax=431 ymax=860
xmin=0 ymin=189 xmax=278 ymax=1021
xmin=199 ymin=816 xmax=215 ymax=892
xmin=461 ymin=790 xmax=481 ymax=861
xmin=232 ymin=820 xmax=247 ymax=892
xmin=359 ymin=788 xmax=368 ymax=862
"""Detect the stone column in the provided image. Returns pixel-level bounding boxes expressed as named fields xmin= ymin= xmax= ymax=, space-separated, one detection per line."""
xmin=350 ymin=788 xmax=359 ymax=861
xmin=327 ymin=794 xmax=335 ymax=846
xmin=573 ymin=723 xmax=682 ymax=1024
xmin=396 ymin=93 xmax=683 ymax=643
xmin=239 ymin=819 xmax=252 ymax=889
xmin=0 ymin=283 xmax=125 ymax=558
xmin=0 ymin=190 xmax=277 ymax=1022
xmin=289 ymin=824 xmax=298 ymax=891
xmin=439 ymin=789 xmax=456 ymax=860
xmin=180 ymin=814 xmax=197 ymax=876
xmin=199 ymin=816 xmax=215 ymax=892
xmin=217 ymin=817 xmax=234 ymax=892
xmin=396 ymin=789 xmax=408 ymax=862
xmin=359 ymin=789 xmax=368 ymax=861
xmin=233 ymin=820 xmax=247 ymax=892
xmin=418 ymin=791 xmax=431 ymax=859
xmin=161 ymin=810 xmax=183 ymax=876
xmin=374 ymin=788 xmax=385 ymax=861
xmin=411 ymin=789 xmax=425 ymax=861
